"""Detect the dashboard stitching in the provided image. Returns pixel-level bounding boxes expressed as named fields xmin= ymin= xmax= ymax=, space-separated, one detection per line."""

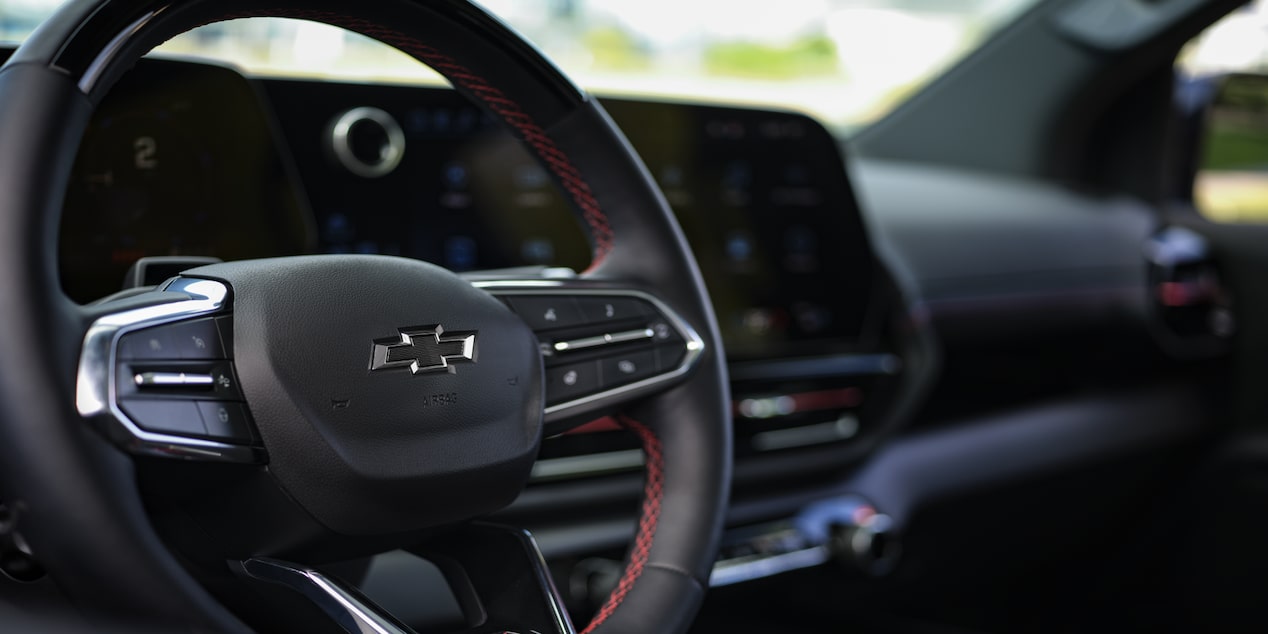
xmin=581 ymin=415 xmax=663 ymax=634
xmin=191 ymin=8 xmax=616 ymax=268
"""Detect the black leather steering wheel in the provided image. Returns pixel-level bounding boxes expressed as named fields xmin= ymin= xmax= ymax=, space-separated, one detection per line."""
xmin=0 ymin=1 xmax=732 ymax=632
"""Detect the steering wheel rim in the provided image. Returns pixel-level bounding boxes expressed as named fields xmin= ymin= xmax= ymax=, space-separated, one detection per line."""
xmin=0 ymin=1 xmax=732 ymax=632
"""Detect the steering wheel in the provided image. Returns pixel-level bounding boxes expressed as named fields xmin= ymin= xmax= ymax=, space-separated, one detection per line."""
xmin=0 ymin=1 xmax=732 ymax=632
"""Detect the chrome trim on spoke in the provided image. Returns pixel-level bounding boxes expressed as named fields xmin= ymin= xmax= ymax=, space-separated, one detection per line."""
xmin=471 ymin=279 xmax=566 ymax=289
xmin=133 ymin=371 xmax=215 ymax=387
xmin=473 ymin=282 xmax=706 ymax=420
xmin=520 ymin=528 xmax=578 ymax=634
xmin=710 ymin=545 xmax=831 ymax=587
xmin=239 ymin=558 xmax=413 ymax=634
xmin=553 ymin=327 xmax=654 ymax=352
xmin=75 ymin=278 xmax=261 ymax=463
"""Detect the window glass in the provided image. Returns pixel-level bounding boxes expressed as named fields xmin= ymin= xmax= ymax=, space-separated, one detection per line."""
xmin=1178 ymin=0 xmax=1268 ymax=222
xmin=0 ymin=0 xmax=1040 ymax=132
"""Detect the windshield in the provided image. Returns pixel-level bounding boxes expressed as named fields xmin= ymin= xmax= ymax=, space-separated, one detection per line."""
xmin=0 ymin=0 xmax=1038 ymax=131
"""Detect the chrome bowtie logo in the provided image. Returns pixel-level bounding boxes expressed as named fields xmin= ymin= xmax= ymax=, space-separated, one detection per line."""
xmin=370 ymin=325 xmax=477 ymax=375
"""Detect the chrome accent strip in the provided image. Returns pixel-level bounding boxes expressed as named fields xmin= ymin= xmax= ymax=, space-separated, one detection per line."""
xmin=240 ymin=558 xmax=413 ymax=634
xmin=530 ymin=449 xmax=645 ymax=482
xmin=710 ymin=545 xmax=831 ymax=587
xmin=133 ymin=372 xmax=215 ymax=387
xmin=520 ymin=528 xmax=578 ymax=634
xmin=474 ymin=282 xmax=706 ymax=420
xmin=472 ymin=279 xmax=565 ymax=289
xmin=552 ymin=327 xmax=654 ymax=353
xmin=606 ymin=327 xmax=656 ymax=345
xmin=78 ymin=11 xmax=161 ymax=94
xmin=750 ymin=415 xmax=860 ymax=452
xmin=553 ymin=333 xmax=608 ymax=352
xmin=76 ymin=278 xmax=261 ymax=463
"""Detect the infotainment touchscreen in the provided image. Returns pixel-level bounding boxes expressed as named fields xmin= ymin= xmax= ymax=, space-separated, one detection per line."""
xmin=602 ymin=99 xmax=876 ymax=360
xmin=266 ymin=84 xmax=881 ymax=360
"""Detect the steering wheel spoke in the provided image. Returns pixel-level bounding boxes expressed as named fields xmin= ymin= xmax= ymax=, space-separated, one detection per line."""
xmin=75 ymin=276 xmax=264 ymax=463
xmin=476 ymin=281 xmax=705 ymax=434
xmin=410 ymin=523 xmax=576 ymax=634
xmin=234 ymin=524 xmax=572 ymax=634
xmin=236 ymin=558 xmax=417 ymax=634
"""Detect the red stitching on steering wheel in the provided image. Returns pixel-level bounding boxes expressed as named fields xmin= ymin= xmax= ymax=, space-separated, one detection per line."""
xmin=194 ymin=9 xmax=616 ymax=268
xmin=580 ymin=416 xmax=663 ymax=634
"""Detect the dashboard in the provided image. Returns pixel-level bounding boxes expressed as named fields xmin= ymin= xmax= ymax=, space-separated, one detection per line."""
xmin=61 ymin=57 xmax=884 ymax=364
xmin=54 ymin=52 xmax=913 ymax=467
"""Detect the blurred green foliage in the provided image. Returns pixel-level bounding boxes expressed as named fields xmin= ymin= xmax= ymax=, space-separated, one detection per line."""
xmin=703 ymin=36 xmax=839 ymax=80
xmin=1198 ymin=78 xmax=1268 ymax=221
xmin=1202 ymin=120 xmax=1268 ymax=171
xmin=1204 ymin=76 xmax=1268 ymax=170
xmin=583 ymin=26 xmax=651 ymax=71
xmin=579 ymin=27 xmax=840 ymax=81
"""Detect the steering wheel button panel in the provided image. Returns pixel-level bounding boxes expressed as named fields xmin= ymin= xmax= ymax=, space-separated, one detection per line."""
xmin=77 ymin=278 xmax=263 ymax=462
xmin=576 ymin=297 xmax=649 ymax=324
xmin=655 ymin=344 xmax=689 ymax=371
xmin=481 ymin=286 xmax=705 ymax=419
xmin=118 ymin=316 xmax=227 ymax=360
xmin=119 ymin=400 xmax=208 ymax=438
xmin=133 ymin=371 xmax=216 ymax=388
xmin=117 ymin=361 xmax=244 ymax=401
xmin=600 ymin=350 xmax=658 ymax=385
xmin=167 ymin=317 xmax=228 ymax=359
xmin=196 ymin=401 xmax=255 ymax=443
xmin=650 ymin=318 xmax=684 ymax=345
xmin=118 ymin=325 xmax=178 ymax=360
xmin=547 ymin=361 xmax=602 ymax=401
xmin=505 ymin=296 xmax=587 ymax=331
xmin=551 ymin=327 xmax=654 ymax=353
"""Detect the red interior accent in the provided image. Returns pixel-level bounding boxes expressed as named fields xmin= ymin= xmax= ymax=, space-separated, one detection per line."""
xmin=1158 ymin=280 xmax=1216 ymax=307
xmin=565 ymin=416 xmax=623 ymax=434
xmin=792 ymin=387 xmax=863 ymax=412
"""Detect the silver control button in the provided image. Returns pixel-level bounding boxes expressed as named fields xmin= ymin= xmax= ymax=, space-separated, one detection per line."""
xmin=133 ymin=372 xmax=216 ymax=387
xmin=552 ymin=327 xmax=655 ymax=353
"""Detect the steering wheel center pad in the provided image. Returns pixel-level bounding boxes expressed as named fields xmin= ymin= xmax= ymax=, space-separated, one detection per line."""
xmin=187 ymin=256 xmax=543 ymax=535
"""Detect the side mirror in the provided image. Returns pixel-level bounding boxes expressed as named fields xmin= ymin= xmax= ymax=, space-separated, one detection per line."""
xmin=1183 ymin=72 xmax=1268 ymax=222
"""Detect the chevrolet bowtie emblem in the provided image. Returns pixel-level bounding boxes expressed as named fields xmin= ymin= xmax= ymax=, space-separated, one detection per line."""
xmin=370 ymin=325 xmax=477 ymax=375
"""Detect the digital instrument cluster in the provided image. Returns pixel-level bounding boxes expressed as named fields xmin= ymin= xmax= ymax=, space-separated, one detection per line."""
xmin=59 ymin=58 xmax=311 ymax=303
